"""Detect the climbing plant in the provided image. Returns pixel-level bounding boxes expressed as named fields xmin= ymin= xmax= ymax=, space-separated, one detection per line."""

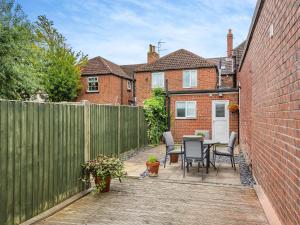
xmin=144 ymin=88 xmax=168 ymax=145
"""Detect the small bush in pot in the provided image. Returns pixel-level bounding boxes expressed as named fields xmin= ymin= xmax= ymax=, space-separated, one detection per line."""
xmin=195 ymin=131 xmax=205 ymax=140
xmin=81 ymin=154 xmax=126 ymax=193
xmin=146 ymin=155 xmax=160 ymax=177
xmin=228 ymin=103 xmax=239 ymax=113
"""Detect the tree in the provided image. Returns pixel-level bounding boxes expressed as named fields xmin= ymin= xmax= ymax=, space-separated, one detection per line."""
xmin=0 ymin=0 xmax=41 ymax=99
xmin=144 ymin=88 xmax=168 ymax=145
xmin=35 ymin=16 xmax=87 ymax=102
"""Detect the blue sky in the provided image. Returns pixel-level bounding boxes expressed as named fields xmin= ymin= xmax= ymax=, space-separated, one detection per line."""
xmin=18 ymin=0 xmax=256 ymax=64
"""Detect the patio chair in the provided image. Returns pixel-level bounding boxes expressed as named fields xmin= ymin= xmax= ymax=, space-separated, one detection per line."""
xmin=212 ymin=132 xmax=237 ymax=170
xmin=183 ymin=137 xmax=208 ymax=179
xmin=162 ymin=131 xmax=184 ymax=168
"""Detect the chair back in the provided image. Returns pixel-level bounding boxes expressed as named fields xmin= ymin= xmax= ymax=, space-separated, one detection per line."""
xmin=227 ymin=132 xmax=237 ymax=154
xmin=163 ymin=131 xmax=175 ymax=152
xmin=183 ymin=137 xmax=206 ymax=160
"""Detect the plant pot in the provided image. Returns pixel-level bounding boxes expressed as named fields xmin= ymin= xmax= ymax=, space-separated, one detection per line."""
xmin=170 ymin=154 xmax=179 ymax=163
xmin=146 ymin=161 xmax=160 ymax=177
xmin=94 ymin=176 xmax=111 ymax=193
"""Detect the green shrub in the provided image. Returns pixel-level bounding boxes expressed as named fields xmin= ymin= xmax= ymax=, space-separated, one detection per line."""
xmin=144 ymin=88 xmax=167 ymax=145
xmin=147 ymin=155 xmax=158 ymax=163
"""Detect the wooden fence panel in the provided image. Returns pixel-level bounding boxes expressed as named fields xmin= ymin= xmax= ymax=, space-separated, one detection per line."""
xmin=0 ymin=100 xmax=148 ymax=225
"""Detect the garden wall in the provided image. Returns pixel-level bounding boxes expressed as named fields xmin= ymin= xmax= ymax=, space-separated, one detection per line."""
xmin=0 ymin=100 xmax=147 ymax=225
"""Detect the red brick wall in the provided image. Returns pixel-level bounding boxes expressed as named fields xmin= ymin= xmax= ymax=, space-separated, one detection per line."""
xmin=170 ymin=93 xmax=239 ymax=142
xmin=135 ymin=68 xmax=217 ymax=105
xmin=238 ymin=1 xmax=299 ymax=224
xmin=77 ymin=74 xmax=132 ymax=105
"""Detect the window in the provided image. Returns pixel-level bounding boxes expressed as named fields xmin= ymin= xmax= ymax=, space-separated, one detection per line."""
xmin=183 ymin=70 xmax=197 ymax=88
xmin=215 ymin=103 xmax=225 ymax=117
xmin=127 ymin=80 xmax=132 ymax=90
xmin=176 ymin=101 xmax=196 ymax=119
xmin=152 ymin=72 xmax=164 ymax=88
xmin=87 ymin=77 xmax=99 ymax=92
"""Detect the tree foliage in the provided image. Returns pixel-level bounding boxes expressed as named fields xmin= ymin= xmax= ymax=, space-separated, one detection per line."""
xmin=144 ymin=88 xmax=167 ymax=145
xmin=0 ymin=0 xmax=40 ymax=99
xmin=0 ymin=0 xmax=87 ymax=101
xmin=35 ymin=16 xmax=87 ymax=102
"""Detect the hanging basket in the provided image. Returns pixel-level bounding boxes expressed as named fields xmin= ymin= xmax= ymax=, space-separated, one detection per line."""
xmin=228 ymin=103 xmax=239 ymax=113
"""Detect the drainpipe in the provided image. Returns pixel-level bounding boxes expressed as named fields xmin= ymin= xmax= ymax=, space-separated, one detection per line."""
xmin=165 ymin=79 xmax=171 ymax=131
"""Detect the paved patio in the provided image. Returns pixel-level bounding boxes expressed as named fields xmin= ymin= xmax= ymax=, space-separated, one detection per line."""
xmin=37 ymin=179 xmax=269 ymax=225
xmin=125 ymin=145 xmax=242 ymax=185
xmin=36 ymin=146 xmax=269 ymax=225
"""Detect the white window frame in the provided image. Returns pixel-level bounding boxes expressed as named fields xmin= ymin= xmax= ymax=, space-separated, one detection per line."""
xmin=127 ymin=80 xmax=132 ymax=90
xmin=87 ymin=77 xmax=99 ymax=92
xmin=151 ymin=72 xmax=165 ymax=89
xmin=183 ymin=70 xmax=197 ymax=88
xmin=175 ymin=101 xmax=197 ymax=119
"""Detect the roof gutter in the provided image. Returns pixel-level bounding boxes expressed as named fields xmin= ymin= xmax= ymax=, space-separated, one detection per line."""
xmin=168 ymin=88 xmax=239 ymax=95
xmin=239 ymin=0 xmax=265 ymax=71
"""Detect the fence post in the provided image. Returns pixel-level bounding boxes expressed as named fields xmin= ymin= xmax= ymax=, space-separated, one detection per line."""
xmin=117 ymin=105 xmax=121 ymax=156
xmin=137 ymin=107 xmax=140 ymax=149
xmin=82 ymin=100 xmax=90 ymax=161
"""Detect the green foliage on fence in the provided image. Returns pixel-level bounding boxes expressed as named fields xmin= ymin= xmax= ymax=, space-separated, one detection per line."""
xmin=144 ymin=88 xmax=167 ymax=145
xmin=0 ymin=100 xmax=148 ymax=225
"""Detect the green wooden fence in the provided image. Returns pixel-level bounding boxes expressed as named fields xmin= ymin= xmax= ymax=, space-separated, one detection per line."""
xmin=0 ymin=100 xmax=148 ymax=225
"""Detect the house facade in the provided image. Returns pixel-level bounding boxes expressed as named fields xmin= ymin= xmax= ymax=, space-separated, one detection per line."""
xmin=135 ymin=47 xmax=241 ymax=142
xmin=238 ymin=0 xmax=299 ymax=224
xmin=77 ymin=56 xmax=134 ymax=105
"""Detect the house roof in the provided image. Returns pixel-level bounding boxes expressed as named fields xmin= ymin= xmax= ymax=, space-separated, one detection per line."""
xmin=135 ymin=49 xmax=216 ymax=72
xmin=81 ymin=56 xmax=132 ymax=80
xmin=207 ymin=41 xmax=246 ymax=75
xmin=120 ymin=64 xmax=146 ymax=78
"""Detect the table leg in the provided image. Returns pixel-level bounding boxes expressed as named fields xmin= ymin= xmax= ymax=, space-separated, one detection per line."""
xmin=206 ymin=145 xmax=210 ymax=173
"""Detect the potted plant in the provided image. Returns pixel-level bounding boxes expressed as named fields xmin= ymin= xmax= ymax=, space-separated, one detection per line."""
xmin=146 ymin=155 xmax=160 ymax=177
xmin=81 ymin=154 xmax=126 ymax=193
xmin=228 ymin=103 xmax=239 ymax=113
xmin=195 ymin=131 xmax=205 ymax=141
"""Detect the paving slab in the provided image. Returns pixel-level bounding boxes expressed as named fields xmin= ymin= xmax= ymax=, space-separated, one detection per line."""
xmin=36 ymin=178 xmax=269 ymax=225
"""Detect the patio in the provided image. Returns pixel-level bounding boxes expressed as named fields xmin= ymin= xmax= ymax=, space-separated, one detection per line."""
xmin=35 ymin=145 xmax=269 ymax=225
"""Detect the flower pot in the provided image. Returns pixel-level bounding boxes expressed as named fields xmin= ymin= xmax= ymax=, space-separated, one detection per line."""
xmin=94 ymin=176 xmax=111 ymax=193
xmin=170 ymin=154 xmax=179 ymax=163
xmin=146 ymin=161 xmax=160 ymax=177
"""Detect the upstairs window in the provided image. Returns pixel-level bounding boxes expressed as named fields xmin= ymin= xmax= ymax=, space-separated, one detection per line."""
xmin=152 ymin=72 xmax=164 ymax=89
xmin=183 ymin=70 xmax=197 ymax=88
xmin=87 ymin=77 xmax=99 ymax=92
xmin=127 ymin=80 xmax=132 ymax=90
xmin=176 ymin=101 xmax=196 ymax=119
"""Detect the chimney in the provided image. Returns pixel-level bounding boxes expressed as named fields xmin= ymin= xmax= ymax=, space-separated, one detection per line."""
xmin=147 ymin=44 xmax=159 ymax=64
xmin=227 ymin=29 xmax=233 ymax=57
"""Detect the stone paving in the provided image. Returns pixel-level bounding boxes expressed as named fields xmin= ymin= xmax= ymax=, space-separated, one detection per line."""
xmin=37 ymin=179 xmax=269 ymax=225
xmin=36 ymin=146 xmax=269 ymax=225
xmin=125 ymin=145 xmax=242 ymax=185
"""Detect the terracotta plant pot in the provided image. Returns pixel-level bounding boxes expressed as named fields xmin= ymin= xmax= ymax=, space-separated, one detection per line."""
xmin=146 ymin=161 xmax=160 ymax=177
xmin=170 ymin=154 xmax=179 ymax=163
xmin=94 ymin=176 xmax=111 ymax=193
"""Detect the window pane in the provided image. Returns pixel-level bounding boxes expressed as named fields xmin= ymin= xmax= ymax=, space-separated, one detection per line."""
xmin=183 ymin=71 xmax=190 ymax=87
xmin=176 ymin=102 xmax=186 ymax=117
xmin=190 ymin=71 xmax=197 ymax=87
xmin=215 ymin=104 xmax=225 ymax=117
xmin=186 ymin=102 xmax=196 ymax=117
xmin=152 ymin=73 xmax=164 ymax=88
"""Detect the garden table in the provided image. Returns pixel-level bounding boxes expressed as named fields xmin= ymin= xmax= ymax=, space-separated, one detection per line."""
xmin=182 ymin=135 xmax=219 ymax=173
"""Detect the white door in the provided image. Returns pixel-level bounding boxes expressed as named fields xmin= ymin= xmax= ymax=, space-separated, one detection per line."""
xmin=212 ymin=100 xmax=229 ymax=143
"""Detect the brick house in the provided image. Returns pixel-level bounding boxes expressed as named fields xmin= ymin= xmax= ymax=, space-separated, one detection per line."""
xmin=135 ymin=47 xmax=240 ymax=142
xmin=77 ymin=56 xmax=135 ymax=105
xmin=238 ymin=0 xmax=299 ymax=224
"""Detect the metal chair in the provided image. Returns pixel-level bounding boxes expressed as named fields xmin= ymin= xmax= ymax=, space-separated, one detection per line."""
xmin=162 ymin=131 xmax=184 ymax=168
xmin=183 ymin=136 xmax=208 ymax=179
xmin=212 ymin=132 xmax=237 ymax=170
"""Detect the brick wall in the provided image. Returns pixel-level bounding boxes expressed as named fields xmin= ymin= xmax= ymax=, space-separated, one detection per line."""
xmin=135 ymin=68 xmax=217 ymax=105
xmin=170 ymin=93 xmax=239 ymax=142
xmin=238 ymin=1 xmax=299 ymax=224
xmin=77 ymin=74 xmax=132 ymax=105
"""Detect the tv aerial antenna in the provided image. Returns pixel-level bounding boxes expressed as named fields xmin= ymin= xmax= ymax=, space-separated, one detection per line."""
xmin=157 ymin=40 xmax=167 ymax=55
